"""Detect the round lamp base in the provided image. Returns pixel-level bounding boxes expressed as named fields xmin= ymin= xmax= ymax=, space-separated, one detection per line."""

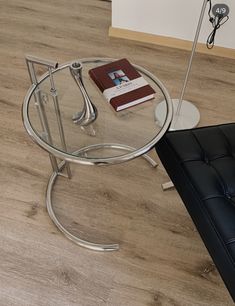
xmin=155 ymin=99 xmax=200 ymax=131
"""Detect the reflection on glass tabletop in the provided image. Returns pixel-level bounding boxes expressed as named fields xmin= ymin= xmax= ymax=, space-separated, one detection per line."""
xmin=23 ymin=58 xmax=172 ymax=164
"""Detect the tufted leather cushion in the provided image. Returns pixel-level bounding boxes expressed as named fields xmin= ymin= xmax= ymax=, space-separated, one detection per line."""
xmin=155 ymin=123 xmax=235 ymax=301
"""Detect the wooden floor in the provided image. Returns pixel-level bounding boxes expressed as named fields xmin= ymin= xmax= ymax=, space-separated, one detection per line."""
xmin=1 ymin=0 xmax=235 ymax=305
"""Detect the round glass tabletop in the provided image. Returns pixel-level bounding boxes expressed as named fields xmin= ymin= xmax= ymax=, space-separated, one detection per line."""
xmin=23 ymin=58 xmax=173 ymax=165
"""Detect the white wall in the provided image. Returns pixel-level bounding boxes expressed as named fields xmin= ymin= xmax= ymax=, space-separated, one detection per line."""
xmin=112 ymin=0 xmax=234 ymax=49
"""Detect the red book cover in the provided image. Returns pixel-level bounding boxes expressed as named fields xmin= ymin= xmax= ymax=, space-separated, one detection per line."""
xmin=88 ymin=58 xmax=155 ymax=111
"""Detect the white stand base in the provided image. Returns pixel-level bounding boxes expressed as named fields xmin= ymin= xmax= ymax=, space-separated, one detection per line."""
xmin=155 ymin=99 xmax=200 ymax=131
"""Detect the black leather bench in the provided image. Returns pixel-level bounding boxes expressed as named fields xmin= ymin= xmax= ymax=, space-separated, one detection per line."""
xmin=155 ymin=123 xmax=235 ymax=301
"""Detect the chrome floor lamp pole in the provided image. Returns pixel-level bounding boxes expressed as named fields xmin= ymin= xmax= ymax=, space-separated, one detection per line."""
xmin=155 ymin=0 xmax=209 ymax=130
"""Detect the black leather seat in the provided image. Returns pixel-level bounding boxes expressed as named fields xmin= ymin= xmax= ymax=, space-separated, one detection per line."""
xmin=155 ymin=123 xmax=235 ymax=301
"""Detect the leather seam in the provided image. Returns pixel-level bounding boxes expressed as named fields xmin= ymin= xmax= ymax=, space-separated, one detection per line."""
xmin=226 ymin=239 xmax=235 ymax=245
xmin=218 ymin=126 xmax=234 ymax=157
xmin=191 ymin=130 xmax=229 ymax=196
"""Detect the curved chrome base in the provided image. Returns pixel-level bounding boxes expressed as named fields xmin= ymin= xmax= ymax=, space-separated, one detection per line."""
xmin=74 ymin=143 xmax=158 ymax=168
xmin=155 ymin=99 xmax=200 ymax=131
xmin=46 ymin=144 xmax=157 ymax=252
xmin=46 ymin=160 xmax=120 ymax=252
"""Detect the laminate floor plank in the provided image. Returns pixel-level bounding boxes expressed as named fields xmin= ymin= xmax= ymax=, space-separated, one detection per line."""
xmin=0 ymin=0 xmax=235 ymax=305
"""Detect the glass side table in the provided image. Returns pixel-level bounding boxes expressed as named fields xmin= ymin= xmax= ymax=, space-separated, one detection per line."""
xmin=22 ymin=56 xmax=173 ymax=251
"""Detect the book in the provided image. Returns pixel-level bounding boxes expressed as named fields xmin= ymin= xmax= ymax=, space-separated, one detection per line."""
xmin=88 ymin=58 xmax=155 ymax=111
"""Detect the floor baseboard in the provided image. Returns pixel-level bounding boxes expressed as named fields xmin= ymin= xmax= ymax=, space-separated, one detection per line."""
xmin=109 ymin=27 xmax=235 ymax=59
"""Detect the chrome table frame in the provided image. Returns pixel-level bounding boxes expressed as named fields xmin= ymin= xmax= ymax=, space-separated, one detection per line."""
xmin=22 ymin=56 xmax=173 ymax=251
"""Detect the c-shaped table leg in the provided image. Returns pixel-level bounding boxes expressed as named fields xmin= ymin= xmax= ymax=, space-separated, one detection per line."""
xmin=46 ymin=160 xmax=120 ymax=251
xmin=46 ymin=145 xmax=157 ymax=251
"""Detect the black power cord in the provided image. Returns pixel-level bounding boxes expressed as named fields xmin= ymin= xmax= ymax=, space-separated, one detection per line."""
xmin=206 ymin=0 xmax=229 ymax=49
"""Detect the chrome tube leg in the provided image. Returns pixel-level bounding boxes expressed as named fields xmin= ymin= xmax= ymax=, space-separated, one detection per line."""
xmin=48 ymin=68 xmax=72 ymax=179
xmin=49 ymin=154 xmax=59 ymax=173
xmin=27 ymin=62 xmax=53 ymax=142
xmin=52 ymin=93 xmax=72 ymax=178
xmin=26 ymin=58 xmax=59 ymax=173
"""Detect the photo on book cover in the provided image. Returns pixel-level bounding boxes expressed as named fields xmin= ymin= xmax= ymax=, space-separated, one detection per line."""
xmin=108 ymin=70 xmax=130 ymax=86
